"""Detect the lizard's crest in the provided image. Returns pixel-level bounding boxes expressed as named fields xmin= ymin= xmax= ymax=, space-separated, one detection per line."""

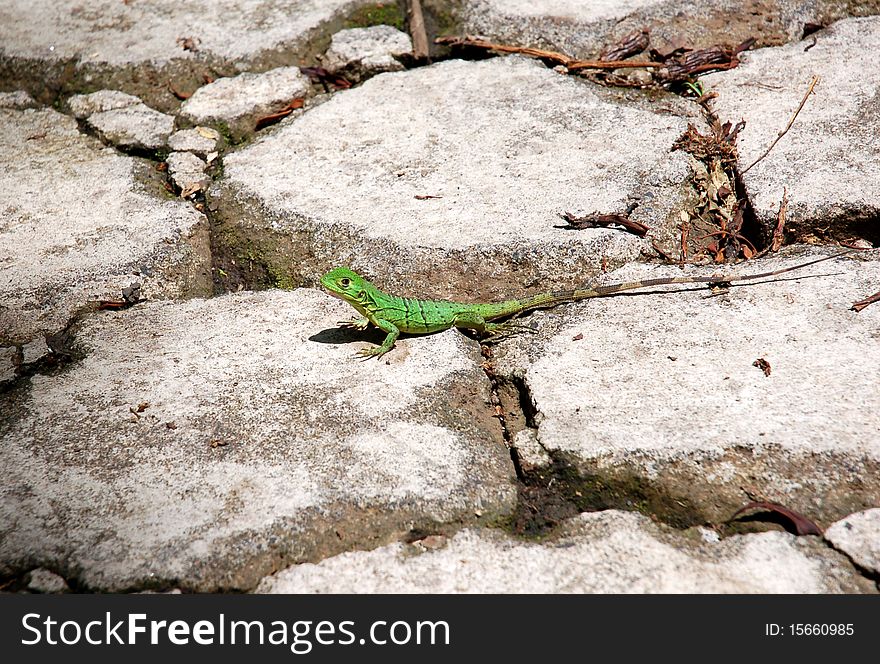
xmin=320 ymin=266 xmax=375 ymax=304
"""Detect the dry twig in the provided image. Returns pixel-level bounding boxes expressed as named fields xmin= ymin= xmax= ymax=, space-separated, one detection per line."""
xmin=435 ymin=36 xmax=662 ymax=70
xmin=741 ymin=75 xmax=819 ymax=175
xmin=408 ymin=0 xmax=430 ymax=60
xmin=557 ymin=212 xmax=649 ymax=237
xmin=851 ymin=290 xmax=880 ymax=312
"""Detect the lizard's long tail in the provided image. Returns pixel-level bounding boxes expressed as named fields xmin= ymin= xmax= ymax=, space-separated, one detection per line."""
xmin=482 ymin=250 xmax=853 ymax=321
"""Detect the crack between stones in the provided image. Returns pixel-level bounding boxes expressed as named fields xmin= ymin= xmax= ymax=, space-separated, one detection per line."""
xmin=1 ymin=314 xmax=84 ymax=395
xmin=822 ymin=538 xmax=880 ymax=589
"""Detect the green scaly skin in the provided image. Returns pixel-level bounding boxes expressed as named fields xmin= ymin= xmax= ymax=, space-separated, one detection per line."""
xmin=320 ymin=252 xmax=849 ymax=359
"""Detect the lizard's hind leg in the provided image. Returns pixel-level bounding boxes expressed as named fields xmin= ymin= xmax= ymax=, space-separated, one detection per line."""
xmin=482 ymin=319 xmax=538 ymax=341
xmin=452 ymin=311 xmax=536 ymax=341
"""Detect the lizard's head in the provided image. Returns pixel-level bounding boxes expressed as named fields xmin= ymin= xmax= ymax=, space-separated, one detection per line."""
xmin=320 ymin=266 xmax=373 ymax=304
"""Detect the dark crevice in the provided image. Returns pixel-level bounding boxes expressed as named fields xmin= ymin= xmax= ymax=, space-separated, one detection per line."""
xmin=477 ymin=344 xmax=526 ymax=482
xmin=823 ymin=539 xmax=880 ymax=589
xmin=71 ymin=117 xmax=170 ymax=162
xmin=731 ymin=168 xmax=765 ymax=249
xmin=0 ymin=316 xmax=84 ymax=395
xmin=498 ymin=451 xmax=708 ymax=540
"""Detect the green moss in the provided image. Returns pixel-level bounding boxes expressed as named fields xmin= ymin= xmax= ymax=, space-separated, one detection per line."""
xmin=213 ymin=121 xmax=235 ymax=145
xmin=344 ymin=2 xmax=406 ymax=30
xmin=267 ymin=263 xmax=297 ymax=290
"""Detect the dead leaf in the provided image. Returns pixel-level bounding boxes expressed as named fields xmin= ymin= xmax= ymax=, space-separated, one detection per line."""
xmin=167 ymin=81 xmax=191 ymax=100
xmin=771 ymin=188 xmax=787 ymax=252
xmin=255 ymin=98 xmax=305 ymax=130
xmin=730 ymin=501 xmax=822 ymax=535
xmin=180 ymin=181 xmax=205 ymax=198
xmin=752 ymin=357 xmax=771 ymax=376
xmin=176 ymin=36 xmax=200 ymax=52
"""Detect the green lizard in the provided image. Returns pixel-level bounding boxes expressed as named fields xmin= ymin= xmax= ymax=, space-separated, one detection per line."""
xmin=320 ymin=252 xmax=849 ymax=359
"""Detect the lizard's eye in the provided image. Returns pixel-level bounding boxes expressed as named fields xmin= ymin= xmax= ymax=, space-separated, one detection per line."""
xmin=340 ymin=278 xmax=351 ymax=287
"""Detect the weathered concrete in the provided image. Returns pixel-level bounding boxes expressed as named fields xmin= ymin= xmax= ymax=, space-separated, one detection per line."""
xmin=179 ymin=66 xmax=312 ymax=140
xmin=69 ymin=90 xmax=175 ymax=152
xmin=494 ymin=248 xmax=880 ymax=526
xmin=324 ymin=25 xmax=411 ymax=81
xmin=216 ymin=56 xmax=704 ymax=300
xmin=826 ymin=509 xmax=880 ymax=576
xmin=703 ymin=17 xmax=880 ymax=239
xmin=256 ymin=510 xmax=874 ymax=593
xmin=0 ymin=289 xmax=516 ymax=591
xmin=0 ymin=106 xmax=211 ymax=345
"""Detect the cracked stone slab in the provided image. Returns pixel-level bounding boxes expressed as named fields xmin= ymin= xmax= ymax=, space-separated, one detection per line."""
xmin=69 ymin=90 xmax=175 ymax=151
xmin=0 ymin=289 xmax=515 ymax=591
xmin=168 ymin=127 xmax=222 ymax=157
xmin=0 ymin=0 xmax=378 ymax=107
xmin=0 ymin=106 xmax=211 ymax=344
xmin=257 ymin=510 xmax=874 ymax=592
xmin=324 ymin=25 xmax=411 ymax=81
xmin=179 ymin=66 xmax=311 ymax=139
xmin=703 ymin=17 xmax=880 ymax=237
xmin=217 ymin=56 xmax=702 ymax=300
xmin=825 ymin=509 xmax=880 ymax=576
xmin=457 ymin=1 xmax=866 ymax=60
xmin=495 ymin=248 xmax=880 ymax=525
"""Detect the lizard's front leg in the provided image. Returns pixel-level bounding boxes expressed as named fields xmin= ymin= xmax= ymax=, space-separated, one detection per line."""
xmin=337 ymin=316 xmax=371 ymax=331
xmin=355 ymin=318 xmax=400 ymax=359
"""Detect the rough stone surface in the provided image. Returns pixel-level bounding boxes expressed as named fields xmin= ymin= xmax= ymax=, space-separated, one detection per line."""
xmin=826 ymin=509 xmax=880 ymax=576
xmin=166 ymin=151 xmax=209 ymax=193
xmin=69 ymin=90 xmax=175 ymax=151
xmin=0 ymin=347 xmax=16 ymax=383
xmin=495 ymin=248 xmax=880 ymax=526
xmin=21 ymin=338 xmax=49 ymax=365
xmin=457 ymin=0 xmax=856 ymax=58
xmin=217 ymin=56 xmax=703 ymax=300
xmin=68 ymin=90 xmax=142 ymax=118
xmin=0 ymin=90 xmax=37 ymax=109
xmin=0 ymin=106 xmax=211 ymax=344
xmin=26 ymin=568 xmax=70 ymax=593
xmin=257 ymin=510 xmax=873 ymax=593
xmin=703 ymin=17 xmax=880 ymax=237
xmin=179 ymin=66 xmax=311 ymax=139
xmin=324 ymin=25 xmax=411 ymax=81
xmin=0 ymin=289 xmax=516 ymax=591
xmin=0 ymin=0 xmax=368 ymax=66
xmin=168 ymin=127 xmax=222 ymax=157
